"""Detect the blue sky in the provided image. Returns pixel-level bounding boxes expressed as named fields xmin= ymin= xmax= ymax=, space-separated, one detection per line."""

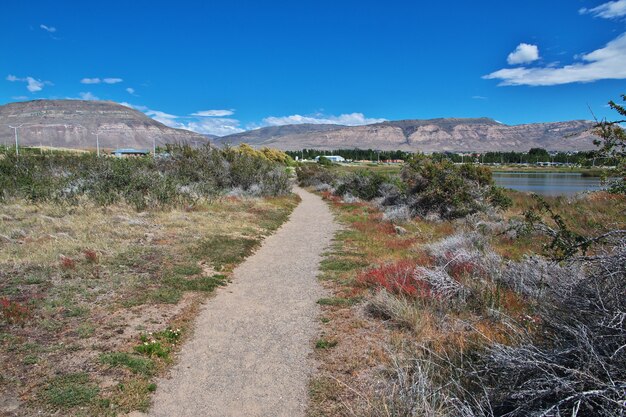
xmin=1 ymin=0 xmax=626 ymax=136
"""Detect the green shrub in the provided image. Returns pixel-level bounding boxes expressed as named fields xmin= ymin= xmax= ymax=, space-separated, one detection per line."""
xmin=296 ymin=164 xmax=337 ymax=187
xmin=317 ymin=156 xmax=333 ymax=166
xmin=401 ymin=157 xmax=511 ymax=219
xmin=0 ymin=144 xmax=291 ymax=209
xmin=315 ymin=338 xmax=338 ymax=349
xmin=335 ymin=170 xmax=390 ymax=200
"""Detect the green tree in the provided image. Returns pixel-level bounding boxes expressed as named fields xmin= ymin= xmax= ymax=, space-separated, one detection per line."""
xmin=594 ymin=95 xmax=626 ymax=193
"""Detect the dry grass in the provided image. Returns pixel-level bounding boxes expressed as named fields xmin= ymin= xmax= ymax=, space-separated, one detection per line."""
xmin=491 ymin=190 xmax=625 ymax=260
xmin=0 ymin=194 xmax=299 ymax=416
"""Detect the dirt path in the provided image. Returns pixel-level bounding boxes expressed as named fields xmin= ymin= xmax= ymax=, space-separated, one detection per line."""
xmin=149 ymin=187 xmax=338 ymax=417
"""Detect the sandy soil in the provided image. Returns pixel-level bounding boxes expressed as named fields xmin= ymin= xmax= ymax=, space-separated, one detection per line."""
xmin=149 ymin=187 xmax=338 ymax=417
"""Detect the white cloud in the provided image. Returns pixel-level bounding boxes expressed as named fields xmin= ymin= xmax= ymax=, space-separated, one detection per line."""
xmin=191 ymin=109 xmax=235 ymax=117
xmin=507 ymin=43 xmax=540 ymax=65
xmin=119 ymin=103 xmax=244 ymax=136
xmin=121 ymin=105 xmax=382 ymax=136
xmin=40 ymin=24 xmax=56 ymax=33
xmin=472 ymin=95 xmax=488 ymax=100
xmin=182 ymin=119 xmax=245 ymax=136
xmin=79 ymin=92 xmax=99 ymax=100
xmin=24 ymin=77 xmax=43 ymax=92
xmin=126 ymin=87 xmax=136 ymax=95
xmin=484 ymin=32 xmax=626 ymax=86
xmin=143 ymin=109 xmax=179 ymax=125
xmin=80 ymin=77 xmax=123 ymax=84
xmin=580 ymin=0 xmax=626 ymax=18
xmin=262 ymin=112 xmax=386 ymax=127
xmin=6 ymin=74 xmax=49 ymax=92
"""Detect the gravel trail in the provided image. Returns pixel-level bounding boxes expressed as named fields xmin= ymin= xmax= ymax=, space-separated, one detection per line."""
xmin=149 ymin=187 xmax=337 ymax=417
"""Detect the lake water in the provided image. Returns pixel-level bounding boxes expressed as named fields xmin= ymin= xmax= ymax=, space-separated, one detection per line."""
xmin=492 ymin=172 xmax=606 ymax=196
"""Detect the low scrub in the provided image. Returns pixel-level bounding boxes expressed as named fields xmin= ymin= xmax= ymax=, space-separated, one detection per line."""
xmin=358 ymin=261 xmax=429 ymax=298
xmin=296 ymin=163 xmax=338 ymax=187
xmin=401 ymin=157 xmax=511 ymax=219
xmin=473 ymin=241 xmax=626 ymax=416
xmin=297 ymin=156 xmax=510 ymax=221
xmin=360 ymin=215 xmax=626 ymax=417
xmin=0 ymin=297 xmax=30 ymax=325
xmin=0 ymin=144 xmax=291 ymax=210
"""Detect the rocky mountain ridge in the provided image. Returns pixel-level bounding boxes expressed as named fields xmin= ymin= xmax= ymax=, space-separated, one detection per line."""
xmin=0 ymin=100 xmax=598 ymax=152
xmin=218 ymin=117 xmax=597 ymax=152
xmin=0 ymin=100 xmax=209 ymax=151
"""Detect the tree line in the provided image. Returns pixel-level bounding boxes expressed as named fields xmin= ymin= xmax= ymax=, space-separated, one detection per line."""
xmin=285 ymin=147 xmax=619 ymax=166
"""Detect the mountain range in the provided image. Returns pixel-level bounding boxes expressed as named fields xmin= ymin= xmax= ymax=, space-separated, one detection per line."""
xmin=0 ymin=100 xmax=209 ymax=151
xmin=0 ymin=100 xmax=598 ymax=152
xmin=216 ymin=117 xmax=597 ymax=152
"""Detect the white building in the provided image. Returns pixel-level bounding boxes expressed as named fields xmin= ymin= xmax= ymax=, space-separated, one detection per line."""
xmin=314 ymin=155 xmax=345 ymax=163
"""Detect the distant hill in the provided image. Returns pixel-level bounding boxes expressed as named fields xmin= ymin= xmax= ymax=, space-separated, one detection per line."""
xmin=0 ymin=100 xmax=599 ymax=153
xmin=216 ymin=117 xmax=598 ymax=152
xmin=0 ymin=100 xmax=210 ymax=151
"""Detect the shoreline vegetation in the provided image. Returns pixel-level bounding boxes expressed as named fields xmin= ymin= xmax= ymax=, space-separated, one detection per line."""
xmin=0 ymin=144 xmax=299 ymax=416
xmin=337 ymin=162 xmax=612 ymax=177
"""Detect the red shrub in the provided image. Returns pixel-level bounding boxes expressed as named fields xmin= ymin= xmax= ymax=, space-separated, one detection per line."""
xmin=351 ymin=221 xmax=369 ymax=233
xmin=350 ymin=219 xmax=396 ymax=236
xmin=357 ymin=260 xmax=431 ymax=298
xmin=83 ymin=249 xmax=99 ymax=264
xmin=447 ymin=259 xmax=483 ymax=279
xmin=413 ymin=250 xmax=435 ymax=268
xmin=385 ymin=238 xmax=417 ymax=251
xmin=376 ymin=222 xmax=396 ymax=235
xmin=0 ymin=298 xmax=30 ymax=325
xmin=60 ymin=256 xmax=76 ymax=269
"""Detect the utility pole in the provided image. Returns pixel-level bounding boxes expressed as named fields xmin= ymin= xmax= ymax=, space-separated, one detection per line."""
xmin=94 ymin=132 xmax=100 ymax=157
xmin=8 ymin=124 xmax=23 ymax=156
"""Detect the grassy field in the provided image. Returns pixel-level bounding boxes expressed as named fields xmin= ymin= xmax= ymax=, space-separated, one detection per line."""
xmin=489 ymin=165 xmax=611 ymax=176
xmin=312 ymin=161 xmax=611 ymax=177
xmin=0 ymin=195 xmax=299 ymax=416
xmin=307 ymin=189 xmax=625 ymax=416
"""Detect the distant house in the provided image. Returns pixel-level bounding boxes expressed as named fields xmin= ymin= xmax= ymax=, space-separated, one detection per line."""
xmin=112 ymin=148 xmax=150 ymax=157
xmin=536 ymin=161 xmax=564 ymax=167
xmin=314 ymin=155 xmax=346 ymax=163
